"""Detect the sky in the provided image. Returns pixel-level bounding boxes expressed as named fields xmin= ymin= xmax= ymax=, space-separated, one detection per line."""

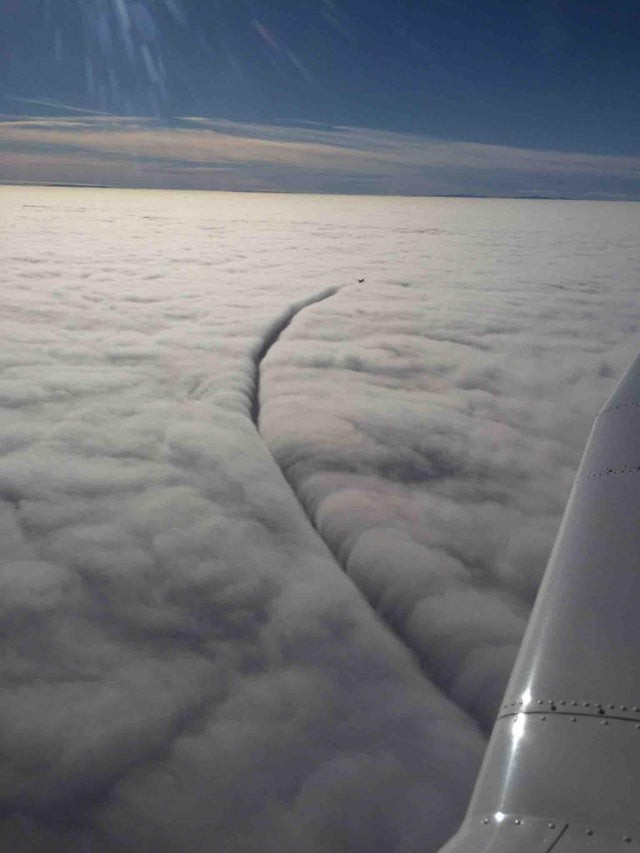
xmin=1 ymin=0 xmax=639 ymax=196
xmin=2 ymin=187 xmax=640 ymax=850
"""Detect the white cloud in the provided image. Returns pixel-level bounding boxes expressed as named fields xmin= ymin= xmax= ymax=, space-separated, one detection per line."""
xmin=0 ymin=185 xmax=639 ymax=850
xmin=259 ymin=195 xmax=640 ymax=728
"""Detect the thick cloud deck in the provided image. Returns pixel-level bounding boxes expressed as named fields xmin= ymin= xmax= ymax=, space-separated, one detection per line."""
xmin=1 ymin=187 xmax=639 ymax=851
xmin=0 ymin=187 xmax=489 ymax=853
xmin=259 ymin=198 xmax=640 ymax=730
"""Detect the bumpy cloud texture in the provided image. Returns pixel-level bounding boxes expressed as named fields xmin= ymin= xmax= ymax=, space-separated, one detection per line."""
xmin=1 ymin=185 xmax=639 ymax=851
xmin=261 ymin=198 xmax=640 ymax=730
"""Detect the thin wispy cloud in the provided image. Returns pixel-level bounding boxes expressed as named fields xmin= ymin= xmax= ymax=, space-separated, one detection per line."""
xmin=2 ymin=2 xmax=638 ymax=159
xmin=2 ymin=94 xmax=114 ymax=116
xmin=1 ymin=116 xmax=639 ymax=198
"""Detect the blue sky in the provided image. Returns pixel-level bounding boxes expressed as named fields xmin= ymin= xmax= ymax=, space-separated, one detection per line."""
xmin=1 ymin=0 xmax=639 ymax=195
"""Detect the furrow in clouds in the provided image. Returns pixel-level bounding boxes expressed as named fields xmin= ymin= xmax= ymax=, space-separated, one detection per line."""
xmin=249 ymin=285 xmax=340 ymax=427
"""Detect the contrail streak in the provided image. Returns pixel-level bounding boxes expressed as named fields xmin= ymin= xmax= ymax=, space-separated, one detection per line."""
xmin=2 ymin=94 xmax=114 ymax=116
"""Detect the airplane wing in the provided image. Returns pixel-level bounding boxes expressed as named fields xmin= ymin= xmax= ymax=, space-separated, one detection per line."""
xmin=439 ymin=352 xmax=640 ymax=852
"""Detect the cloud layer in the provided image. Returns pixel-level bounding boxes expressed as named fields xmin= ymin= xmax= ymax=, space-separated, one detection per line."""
xmin=1 ymin=116 xmax=640 ymax=199
xmin=259 ymin=196 xmax=640 ymax=728
xmin=1 ymin=185 xmax=639 ymax=850
xmin=1 ymin=186 xmax=488 ymax=852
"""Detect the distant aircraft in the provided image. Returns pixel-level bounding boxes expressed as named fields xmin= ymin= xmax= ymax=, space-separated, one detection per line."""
xmin=439 ymin=351 xmax=640 ymax=851
xmin=357 ymin=278 xmax=365 ymax=283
